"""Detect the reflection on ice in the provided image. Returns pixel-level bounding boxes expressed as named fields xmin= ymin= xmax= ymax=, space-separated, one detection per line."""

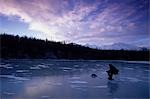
xmin=107 ymin=81 xmax=119 ymax=95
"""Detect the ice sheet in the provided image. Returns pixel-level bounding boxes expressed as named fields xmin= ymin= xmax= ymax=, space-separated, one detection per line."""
xmin=0 ymin=59 xmax=149 ymax=99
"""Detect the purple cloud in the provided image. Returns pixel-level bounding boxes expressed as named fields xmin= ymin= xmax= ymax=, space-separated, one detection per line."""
xmin=0 ymin=0 xmax=148 ymax=46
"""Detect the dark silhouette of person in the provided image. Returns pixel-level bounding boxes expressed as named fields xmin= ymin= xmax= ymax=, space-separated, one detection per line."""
xmin=106 ymin=64 xmax=119 ymax=80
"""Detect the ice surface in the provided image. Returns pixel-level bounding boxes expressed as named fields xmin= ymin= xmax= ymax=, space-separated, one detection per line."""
xmin=0 ymin=59 xmax=149 ymax=99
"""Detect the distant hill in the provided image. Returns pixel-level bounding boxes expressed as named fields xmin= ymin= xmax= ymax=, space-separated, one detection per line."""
xmin=100 ymin=43 xmax=141 ymax=50
xmin=0 ymin=34 xmax=149 ymax=61
xmin=86 ymin=43 xmax=149 ymax=51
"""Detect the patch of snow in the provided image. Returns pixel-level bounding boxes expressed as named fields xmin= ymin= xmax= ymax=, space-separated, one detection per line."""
xmin=63 ymin=70 xmax=68 ymax=71
xmin=16 ymin=70 xmax=29 ymax=73
xmin=47 ymin=64 xmax=54 ymax=66
xmin=37 ymin=64 xmax=49 ymax=68
xmin=41 ymin=95 xmax=50 ymax=98
xmin=120 ymin=77 xmax=142 ymax=82
xmin=69 ymin=77 xmax=81 ymax=80
xmin=47 ymin=82 xmax=62 ymax=86
xmin=59 ymin=67 xmax=73 ymax=71
xmin=0 ymin=64 xmax=13 ymax=69
xmin=70 ymin=85 xmax=80 ymax=88
xmin=96 ymin=64 xmax=100 ymax=66
xmin=124 ymin=61 xmax=150 ymax=64
xmin=30 ymin=66 xmax=41 ymax=70
xmin=124 ymin=67 xmax=134 ymax=70
xmin=92 ymin=85 xmax=107 ymax=88
xmin=91 ymin=69 xmax=97 ymax=71
xmin=70 ymin=85 xmax=87 ymax=91
xmin=0 ymin=75 xmax=30 ymax=81
xmin=8 ymin=80 xmax=23 ymax=83
xmin=3 ymin=92 xmax=15 ymax=95
xmin=69 ymin=80 xmax=88 ymax=84
xmin=74 ymin=65 xmax=79 ymax=67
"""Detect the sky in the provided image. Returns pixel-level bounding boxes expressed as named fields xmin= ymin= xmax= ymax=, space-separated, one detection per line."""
xmin=0 ymin=0 xmax=149 ymax=47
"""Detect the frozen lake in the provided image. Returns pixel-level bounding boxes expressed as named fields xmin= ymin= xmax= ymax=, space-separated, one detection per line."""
xmin=0 ymin=59 xmax=149 ymax=99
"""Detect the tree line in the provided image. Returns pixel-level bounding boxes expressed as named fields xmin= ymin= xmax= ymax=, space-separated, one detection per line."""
xmin=0 ymin=34 xmax=149 ymax=61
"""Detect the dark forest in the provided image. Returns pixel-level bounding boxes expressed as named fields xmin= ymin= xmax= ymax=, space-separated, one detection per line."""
xmin=0 ymin=34 xmax=149 ymax=61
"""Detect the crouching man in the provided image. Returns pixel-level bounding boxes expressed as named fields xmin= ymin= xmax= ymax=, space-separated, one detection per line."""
xmin=106 ymin=64 xmax=119 ymax=80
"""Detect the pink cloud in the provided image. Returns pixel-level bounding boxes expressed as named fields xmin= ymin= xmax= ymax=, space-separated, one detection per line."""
xmin=0 ymin=0 xmax=144 ymax=45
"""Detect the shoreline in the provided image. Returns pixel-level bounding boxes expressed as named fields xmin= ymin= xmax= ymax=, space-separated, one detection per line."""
xmin=1 ymin=58 xmax=149 ymax=64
